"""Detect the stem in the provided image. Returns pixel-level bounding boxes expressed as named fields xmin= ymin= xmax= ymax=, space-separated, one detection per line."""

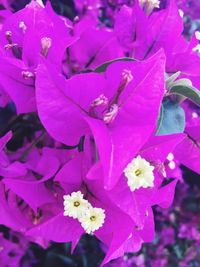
xmin=19 ymin=132 xmax=46 ymax=162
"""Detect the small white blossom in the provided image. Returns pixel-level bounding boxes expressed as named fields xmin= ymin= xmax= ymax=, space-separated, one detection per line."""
xmin=36 ymin=0 xmax=45 ymax=7
xmin=167 ymin=153 xmax=174 ymax=161
xmin=140 ymin=0 xmax=160 ymax=7
xmin=179 ymin=9 xmax=184 ymax=18
xmin=195 ymin=31 xmax=200 ymax=41
xmin=139 ymin=0 xmax=160 ymax=14
xmin=192 ymin=112 xmax=198 ymax=118
xmin=124 ymin=155 xmax=155 ymax=191
xmin=63 ymin=191 xmax=90 ymax=219
xmin=163 ymin=169 xmax=167 ymax=178
xmin=80 ymin=207 xmax=105 ymax=235
xmin=168 ymin=161 xmax=176 ymax=170
xmin=192 ymin=31 xmax=200 ymax=53
xmin=193 ymin=44 xmax=200 ymax=53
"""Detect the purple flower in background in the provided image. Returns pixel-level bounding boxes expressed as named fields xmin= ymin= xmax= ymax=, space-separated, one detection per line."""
xmin=67 ymin=17 xmax=124 ymax=73
xmin=107 ymin=182 xmax=200 ymax=267
xmin=176 ymin=0 xmax=200 ymax=19
xmin=174 ymin=104 xmax=200 ymax=175
xmin=114 ymin=0 xmax=200 ymax=88
xmin=0 ymin=0 xmax=75 ymax=112
xmin=0 ymin=231 xmax=29 ymax=267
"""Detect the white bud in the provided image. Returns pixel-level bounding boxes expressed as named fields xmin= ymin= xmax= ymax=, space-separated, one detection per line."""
xmin=103 ymin=104 xmax=118 ymax=124
xmin=22 ymin=70 xmax=35 ymax=79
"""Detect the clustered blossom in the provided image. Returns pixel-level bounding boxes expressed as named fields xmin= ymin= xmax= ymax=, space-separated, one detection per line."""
xmin=63 ymin=191 xmax=105 ymax=234
xmin=0 ymin=0 xmax=199 ymax=266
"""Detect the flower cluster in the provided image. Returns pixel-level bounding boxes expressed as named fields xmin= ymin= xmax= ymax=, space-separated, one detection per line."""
xmin=0 ymin=0 xmax=199 ymax=266
xmin=64 ymin=191 xmax=105 ymax=234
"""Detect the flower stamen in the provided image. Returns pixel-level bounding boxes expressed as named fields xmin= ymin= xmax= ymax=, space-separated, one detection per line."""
xmin=90 ymin=215 xmax=96 ymax=221
xmin=135 ymin=169 xmax=142 ymax=176
xmin=103 ymin=104 xmax=118 ymax=124
xmin=74 ymin=201 xmax=80 ymax=207
xmin=4 ymin=31 xmax=22 ymax=59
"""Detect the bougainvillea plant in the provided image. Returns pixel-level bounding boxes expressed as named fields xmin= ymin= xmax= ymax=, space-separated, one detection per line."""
xmin=0 ymin=0 xmax=200 ymax=266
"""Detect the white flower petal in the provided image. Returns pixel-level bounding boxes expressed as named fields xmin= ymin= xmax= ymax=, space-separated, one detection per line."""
xmin=124 ymin=155 xmax=155 ymax=191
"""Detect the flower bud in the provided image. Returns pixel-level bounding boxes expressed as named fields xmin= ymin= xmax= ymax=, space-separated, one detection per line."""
xmin=21 ymin=71 xmax=35 ymax=80
xmin=19 ymin=21 xmax=27 ymax=33
xmin=41 ymin=37 xmax=52 ymax=57
xmin=103 ymin=104 xmax=119 ymax=124
xmin=5 ymin=31 xmax=12 ymax=44
xmin=91 ymin=94 xmax=108 ymax=107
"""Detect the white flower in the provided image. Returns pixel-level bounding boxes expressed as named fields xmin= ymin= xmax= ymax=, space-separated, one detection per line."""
xmin=168 ymin=161 xmax=176 ymax=170
xmin=63 ymin=192 xmax=106 ymax=234
xmin=63 ymin=191 xmax=90 ymax=219
xmin=193 ymin=44 xmax=200 ymax=53
xmin=195 ymin=31 xmax=200 ymax=41
xmin=124 ymin=155 xmax=155 ymax=191
xmin=139 ymin=0 xmax=160 ymax=14
xmin=80 ymin=207 xmax=105 ymax=235
xmin=139 ymin=0 xmax=160 ymax=8
xmin=192 ymin=112 xmax=198 ymax=119
xmin=35 ymin=0 xmax=45 ymax=7
xmin=167 ymin=153 xmax=174 ymax=161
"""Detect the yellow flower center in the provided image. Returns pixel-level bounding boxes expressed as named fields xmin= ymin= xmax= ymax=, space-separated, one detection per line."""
xmin=90 ymin=216 xmax=96 ymax=222
xmin=74 ymin=201 xmax=80 ymax=207
xmin=135 ymin=169 xmax=142 ymax=176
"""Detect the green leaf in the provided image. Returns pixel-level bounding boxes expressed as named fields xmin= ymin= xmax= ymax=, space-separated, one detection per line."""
xmin=170 ymin=85 xmax=200 ymax=107
xmin=94 ymin=57 xmax=135 ymax=73
xmin=156 ymin=104 xmax=164 ymax=134
xmin=165 ymin=71 xmax=181 ymax=88
xmin=156 ymin=99 xmax=185 ymax=135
